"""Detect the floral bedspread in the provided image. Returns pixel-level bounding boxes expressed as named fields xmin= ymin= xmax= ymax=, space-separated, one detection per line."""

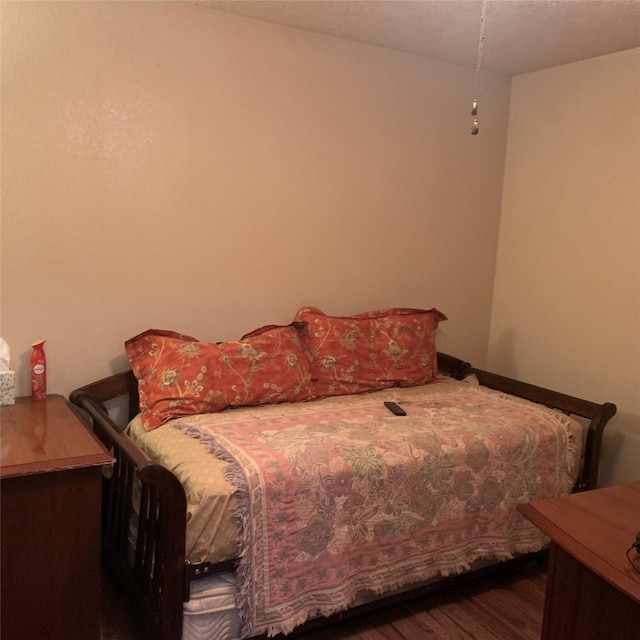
xmin=176 ymin=384 xmax=577 ymax=638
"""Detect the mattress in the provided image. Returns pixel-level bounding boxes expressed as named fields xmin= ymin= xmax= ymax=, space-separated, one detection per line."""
xmin=127 ymin=376 xmax=586 ymax=566
xmin=184 ymin=573 xmax=240 ymax=640
xmin=128 ymin=410 xmax=240 ymax=564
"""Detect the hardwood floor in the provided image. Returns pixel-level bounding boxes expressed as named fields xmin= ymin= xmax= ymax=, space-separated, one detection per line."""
xmin=101 ymin=557 xmax=547 ymax=640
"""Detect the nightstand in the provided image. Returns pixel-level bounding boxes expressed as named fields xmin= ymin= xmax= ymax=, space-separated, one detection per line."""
xmin=0 ymin=395 xmax=114 ymax=640
xmin=519 ymin=482 xmax=640 ymax=640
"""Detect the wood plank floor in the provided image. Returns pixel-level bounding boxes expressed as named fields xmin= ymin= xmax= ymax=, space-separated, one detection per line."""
xmin=101 ymin=557 xmax=547 ymax=640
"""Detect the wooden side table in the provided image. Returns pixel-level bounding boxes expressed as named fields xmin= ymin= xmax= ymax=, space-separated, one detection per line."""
xmin=519 ymin=482 xmax=640 ymax=640
xmin=0 ymin=395 xmax=114 ymax=640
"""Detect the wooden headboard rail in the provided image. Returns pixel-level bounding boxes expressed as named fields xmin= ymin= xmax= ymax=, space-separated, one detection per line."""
xmin=69 ymin=353 xmax=616 ymax=640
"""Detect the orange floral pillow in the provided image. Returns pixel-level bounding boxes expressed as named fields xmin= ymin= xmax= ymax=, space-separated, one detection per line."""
xmin=125 ymin=325 xmax=315 ymax=430
xmin=294 ymin=306 xmax=447 ymax=397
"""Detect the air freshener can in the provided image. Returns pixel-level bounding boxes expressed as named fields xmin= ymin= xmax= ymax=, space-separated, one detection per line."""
xmin=31 ymin=339 xmax=47 ymax=400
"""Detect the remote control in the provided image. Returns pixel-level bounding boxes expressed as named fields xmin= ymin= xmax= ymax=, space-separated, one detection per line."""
xmin=384 ymin=401 xmax=406 ymax=416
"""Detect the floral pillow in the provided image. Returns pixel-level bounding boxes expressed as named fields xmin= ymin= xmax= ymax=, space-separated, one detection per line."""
xmin=294 ymin=306 xmax=447 ymax=397
xmin=125 ymin=324 xmax=315 ymax=431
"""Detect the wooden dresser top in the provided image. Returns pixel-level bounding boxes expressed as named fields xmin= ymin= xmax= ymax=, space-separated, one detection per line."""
xmin=519 ymin=482 xmax=640 ymax=603
xmin=0 ymin=395 xmax=113 ymax=479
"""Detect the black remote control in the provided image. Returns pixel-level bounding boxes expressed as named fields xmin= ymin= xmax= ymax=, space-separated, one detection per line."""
xmin=384 ymin=401 xmax=406 ymax=416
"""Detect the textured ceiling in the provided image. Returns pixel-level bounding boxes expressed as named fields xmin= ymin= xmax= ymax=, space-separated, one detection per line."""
xmin=190 ymin=0 xmax=640 ymax=76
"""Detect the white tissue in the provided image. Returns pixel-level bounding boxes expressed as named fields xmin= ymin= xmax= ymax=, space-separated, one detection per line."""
xmin=0 ymin=338 xmax=9 ymax=373
xmin=0 ymin=338 xmax=15 ymax=405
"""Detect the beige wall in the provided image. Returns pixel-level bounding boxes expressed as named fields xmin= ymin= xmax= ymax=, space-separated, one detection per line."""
xmin=0 ymin=2 xmax=510 ymax=398
xmin=2 ymin=2 xmax=634 ymax=486
xmin=489 ymin=48 xmax=640 ymax=486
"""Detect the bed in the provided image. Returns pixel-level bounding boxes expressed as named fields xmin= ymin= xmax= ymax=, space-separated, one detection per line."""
xmin=69 ymin=308 xmax=617 ymax=640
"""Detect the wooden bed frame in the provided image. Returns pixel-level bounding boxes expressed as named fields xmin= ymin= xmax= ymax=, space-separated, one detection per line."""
xmin=69 ymin=353 xmax=616 ymax=640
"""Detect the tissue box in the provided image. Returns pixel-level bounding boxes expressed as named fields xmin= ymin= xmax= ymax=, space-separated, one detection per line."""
xmin=0 ymin=370 xmax=16 ymax=406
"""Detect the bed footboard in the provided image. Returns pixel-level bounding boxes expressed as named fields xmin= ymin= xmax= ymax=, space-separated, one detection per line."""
xmin=70 ymin=372 xmax=186 ymax=640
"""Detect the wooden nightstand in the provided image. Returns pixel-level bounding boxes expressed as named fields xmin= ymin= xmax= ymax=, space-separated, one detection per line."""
xmin=0 ymin=395 xmax=114 ymax=640
xmin=519 ymin=482 xmax=640 ymax=640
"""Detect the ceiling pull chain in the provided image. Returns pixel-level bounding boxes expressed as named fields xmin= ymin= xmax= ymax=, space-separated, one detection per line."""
xmin=471 ymin=0 xmax=488 ymax=135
